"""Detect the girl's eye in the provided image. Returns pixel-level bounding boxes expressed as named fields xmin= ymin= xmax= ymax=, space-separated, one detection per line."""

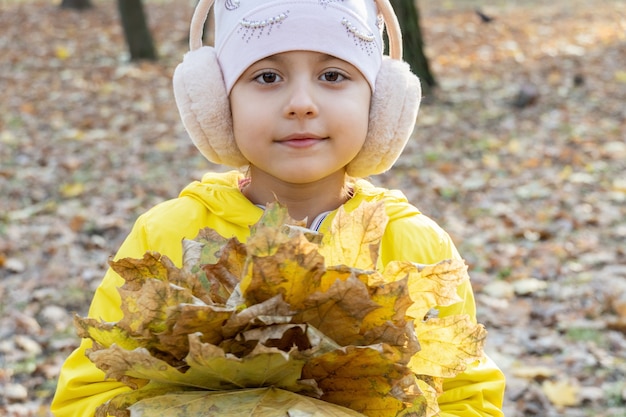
xmin=321 ymin=71 xmax=345 ymax=82
xmin=254 ymin=72 xmax=281 ymax=84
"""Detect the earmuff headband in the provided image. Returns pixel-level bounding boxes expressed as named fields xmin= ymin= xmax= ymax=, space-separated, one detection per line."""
xmin=189 ymin=0 xmax=212 ymax=51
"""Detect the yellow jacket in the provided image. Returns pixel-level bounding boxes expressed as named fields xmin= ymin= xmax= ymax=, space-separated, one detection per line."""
xmin=52 ymin=171 xmax=505 ymax=416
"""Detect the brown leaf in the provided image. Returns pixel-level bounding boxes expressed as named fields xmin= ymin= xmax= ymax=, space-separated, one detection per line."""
xmin=242 ymin=234 xmax=326 ymax=307
xmin=295 ymin=274 xmax=380 ymax=346
xmin=302 ymin=345 xmax=421 ymax=416
xmin=200 ymin=238 xmax=248 ymax=304
xmin=222 ymin=294 xmax=295 ymax=339
xmin=109 ymin=252 xmax=170 ymax=291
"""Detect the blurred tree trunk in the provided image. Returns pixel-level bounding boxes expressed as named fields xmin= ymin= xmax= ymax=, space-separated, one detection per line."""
xmin=117 ymin=0 xmax=157 ymax=61
xmin=390 ymin=0 xmax=436 ymax=93
xmin=60 ymin=0 xmax=92 ymax=10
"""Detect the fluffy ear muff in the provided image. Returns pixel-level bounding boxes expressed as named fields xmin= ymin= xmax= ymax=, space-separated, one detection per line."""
xmin=172 ymin=46 xmax=247 ymax=167
xmin=346 ymin=56 xmax=422 ymax=178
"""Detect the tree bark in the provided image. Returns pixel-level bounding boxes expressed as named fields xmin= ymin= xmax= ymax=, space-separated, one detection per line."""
xmin=390 ymin=0 xmax=436 ymax=92
xmin=60 ymin=0 xmax=92 ymax=10
xmin=117 ymin=0 xmax=157 ymax=61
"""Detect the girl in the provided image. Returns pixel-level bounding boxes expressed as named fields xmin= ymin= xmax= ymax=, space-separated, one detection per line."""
xmin=52 ymin=0 xmax=505 ymax=415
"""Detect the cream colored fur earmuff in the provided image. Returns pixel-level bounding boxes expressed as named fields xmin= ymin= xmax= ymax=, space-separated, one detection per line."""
xmin=173 ymin=0 xmax=421 ymax=178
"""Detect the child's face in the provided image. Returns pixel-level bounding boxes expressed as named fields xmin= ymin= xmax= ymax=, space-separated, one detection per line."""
xmin=230 ymin=51 xmax=371 ymax=185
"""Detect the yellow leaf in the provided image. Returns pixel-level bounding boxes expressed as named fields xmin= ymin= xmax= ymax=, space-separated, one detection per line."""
xmin=409 ymin=315 xmax=486 ymax=378
xmin=242 ymin=233 xmax=325 ymax=308
xmin=155 ymin=139 xmax=177 ymax=152
xmin=95 ymin=381 xmax=188 ymax=417
xmin=74 ymin=316 xmax=141 ymax=351
xmin=128 ymin=387 xmax=365 ymax=417
xmin=320 ymin=201 xmax=387 ymax=270
xmin=302 ymin=346 xmax=420 ymax=417
xmin=405 ymin=379 xmax=441 ymax=417
xmin=60 ymin=182 xmax=85 ymax=198
xmin=294 ymin=274 xmax=379 ymax=346
xmin=542 ymin=379 xmax=580 ymax=407
xmin=87 ymin=335 xmax=309 ymax=394
xmin=321 ymin=264 xmax=373 ymax=291
xmin=361 ymin=275 xmax=412 ymax=329
xmin=187 ymin=228 xmax=231 ymax=265
xmin=511 ymin=365 xmax=556 ymax=380
xmin=114 ymin=251 xmax=217 ymax=308
xmin=55 ymin=45 xmax=71 ymax=60
xmin=615 ymin=70 xmax=626 ymax=84
xmin=185 ymin=335 xmax=310 ymax=392
xmin=405 ymin=260 xmax=468 ymax=319
xmin=246 ymin=202 xmax=295 ymax=257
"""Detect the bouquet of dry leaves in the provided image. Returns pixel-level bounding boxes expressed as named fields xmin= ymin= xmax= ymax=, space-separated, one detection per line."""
xmin=75 ymin=201 xmax=486 ymax=417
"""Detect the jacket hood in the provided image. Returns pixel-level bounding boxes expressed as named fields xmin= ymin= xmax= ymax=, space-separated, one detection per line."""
xmin=179 ymin=170 xmax=263 ymax=228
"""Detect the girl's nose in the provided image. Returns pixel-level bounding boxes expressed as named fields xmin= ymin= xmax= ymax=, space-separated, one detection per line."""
xmin=284 ymin=80 xmax=319 ymax=119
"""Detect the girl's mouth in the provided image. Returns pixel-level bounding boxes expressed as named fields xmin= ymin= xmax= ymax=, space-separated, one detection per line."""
xmin=278 ymin=134 xmax=327 ymax=147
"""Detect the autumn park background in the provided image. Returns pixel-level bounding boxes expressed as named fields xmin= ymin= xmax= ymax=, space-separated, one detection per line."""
xmin=1 ymin=0 xmax=625 ymax=415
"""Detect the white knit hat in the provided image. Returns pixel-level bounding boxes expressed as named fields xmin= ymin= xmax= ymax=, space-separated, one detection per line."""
xmin=214 ymin=0 xmax=384 ymax=93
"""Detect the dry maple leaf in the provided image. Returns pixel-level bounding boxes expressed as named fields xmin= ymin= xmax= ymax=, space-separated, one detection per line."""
xmin=76 ymin=201 xmax=486 ymax=417
xmin=128 ymin=387 xmax=364 ymax=417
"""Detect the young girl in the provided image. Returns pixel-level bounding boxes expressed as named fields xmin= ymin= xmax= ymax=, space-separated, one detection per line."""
xmin=52 ymin=0 xmax=505 ymax=415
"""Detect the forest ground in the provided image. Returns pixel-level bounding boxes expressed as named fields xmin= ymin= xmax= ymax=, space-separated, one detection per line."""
xmin=1 ymin=0 xmax=625 ymax=415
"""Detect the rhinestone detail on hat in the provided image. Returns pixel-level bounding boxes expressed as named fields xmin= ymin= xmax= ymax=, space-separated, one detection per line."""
xmin=239 ymin=11 xmax=289 ymax=41
xmin=240 ymin=12 xmax=289 ymax=29
xmin=341 ymin=17 xmax=377 ymax=55
xmin=341 ymin=18 xmax=375 ymax=42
